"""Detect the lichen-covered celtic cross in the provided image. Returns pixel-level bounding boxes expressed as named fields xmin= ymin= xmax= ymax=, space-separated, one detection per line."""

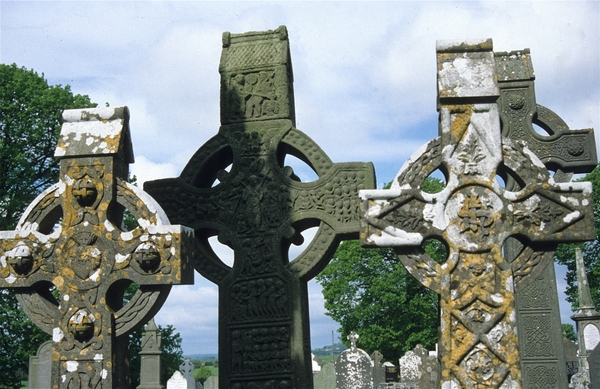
xmin=360 ymin=39 xmax=595 ymax=388
xmin=0 ymin=107 xmax=194 ymax=389
xmin=145 ymin=26 xmax=375 ymax=389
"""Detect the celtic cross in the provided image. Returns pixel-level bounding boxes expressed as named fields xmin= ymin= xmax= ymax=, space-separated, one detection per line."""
xmin=495 ymin=49 xmax=597 ymax=387
xmin=145 ymin=26 xmax=375 ymax=389
xmin=360 ymin=39 xmax=595 ymax=388
xmin=0 ymin=107 xmax=194 ymax=389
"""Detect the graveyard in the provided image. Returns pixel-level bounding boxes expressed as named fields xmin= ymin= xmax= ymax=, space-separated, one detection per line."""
xmin=1 ymin=13 xmax=600 ymax=389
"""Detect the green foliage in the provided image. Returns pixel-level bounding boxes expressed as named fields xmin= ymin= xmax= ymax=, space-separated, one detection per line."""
xmin=316 ymin=241 xmax=440 ymax=363
xmin=0 ymin=63 xmax=96 ymax=230
xmin=555 ymin=165 xmax=600 ymax=311
xmin=0 ymin=64 xmax=95 ymax=389
xmin=128 ymin=323 xmax=184 ymax=388
xmin=192 ymin=365 xmax=213 ymax=383
xmin=562 ymin=323 xmax=577 ymax=343
xmin=316 ymin=178 xmax=445 ymax=362
xmin=0 ymin=290 xmax=49 ymax=389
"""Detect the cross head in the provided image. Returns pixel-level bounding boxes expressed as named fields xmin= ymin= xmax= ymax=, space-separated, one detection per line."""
xmin=360 ymin=39 xmax=595 ymax=388
xmin=0 ymin=107 xmax=194 ymax=389
xmin=145 ymin=26 xmax=375 ymax=389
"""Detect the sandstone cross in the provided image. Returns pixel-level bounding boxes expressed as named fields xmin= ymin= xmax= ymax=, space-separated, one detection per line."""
xmin=145 ymin=26 xmax=375 ymax=388
xmin=360 ymin=39 xmax=595 ymax=388
xmin=495 ymin=49 xmax=597 ymax=387
xmin=0 ymin=107 xmax=194 ymax=389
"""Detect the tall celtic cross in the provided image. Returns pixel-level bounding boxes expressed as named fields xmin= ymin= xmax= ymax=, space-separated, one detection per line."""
xmin=360 ymin=39 xmax=595 ymax=388
xmin=145 ymin=26 xmax=375 ymax=388
xmin=0 ymin=107 xmax=194 ymax=389
xmin=495 ymin=49 xmax=597 ymax=387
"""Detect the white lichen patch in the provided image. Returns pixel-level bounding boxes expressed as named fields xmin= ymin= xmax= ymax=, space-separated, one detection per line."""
xmin=563 ymin=211 xmax=581 ymax=224
xmin=66 ymin=361 xmax=79 ymax=373
xmin=115 ymin=253 xmax=129 ymax=263
xmin=94 ymin=354 xmax=103 ymax=361
xmin=89 ymin=269 xmax=101 ymax=282
xmin=53 ymin=327 xmax=64 ymax=342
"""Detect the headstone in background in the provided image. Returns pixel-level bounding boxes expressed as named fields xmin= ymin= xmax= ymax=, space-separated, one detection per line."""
xmin=145 ymin=26 xmax=375 ymax=389
xmin=167 ymin=371 xmax=188 ymax=389
xmin=0 ymin=106 xmax=195 ymax=388
xmin=138 ymin=318 xmax=164 ymax=389
xmin=203 ymin=376 xmax=218 ymax=389
xmin=589 ymin=343 xmax=600 ymax=389
xmin=371 ymin=350 xmax=385 ymax=386
xmin=335 ymin=332 xmax=374 ymax=389
xmin=572 ymin=247 xmax=600 ymax=380
xmin=313 ymin=362 xmax=336 ymax=389
xmin=312 ymin=353 xmax=322 ymax=374
xmin=360 ymin=38 xmax=595 ymax=388
xmin=399 ymin=350 xmax=420 ymax=383
xmin=383 ymin=362 xmax=398 ymax=383
xmin=496 ymin=47 xmax=597 ymax=389
xmin=28 ymin=340 xmax=52 ymax=389
xmin=179 ymin=359 xmax=196 ymax=389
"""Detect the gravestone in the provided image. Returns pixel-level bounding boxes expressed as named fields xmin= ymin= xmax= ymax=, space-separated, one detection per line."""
xmin=312 ymin=353 xmax=322 ymax=373
xmin=167 ymin=371 xmax=188 ymax=389
xmin=138 ymin=318 xmax=164 ymax=389
xmin=589 ymin=344 xmax=600 ymax=389
xmin=203 ymin=376 xmax=218 ymax=389
xmin=28 ymin=340 xmax=52 ymax=389
xmin=360 ymin=38 xmax=595 ymax=388
xmin=371 ymin=350 xmax=385 ymax=386
xmin=564 ymin=337 xmax=580 ymax=382
xmin=0 ymin=106 xmax=195 ymax=388
xmin=179 ymin=359 xmax=196 ymax=388
xmin=335 ymin=332 xmax=374 ymax=389
xmin=495 ymin=48 xmax=597 ymax=388
xmin=313 ymin=362 xmax=335 ymax=389
xmin=399 ymin=350 xmax=421 ymax=383
xmin=145 ymin=26 xmax=375 ymax=389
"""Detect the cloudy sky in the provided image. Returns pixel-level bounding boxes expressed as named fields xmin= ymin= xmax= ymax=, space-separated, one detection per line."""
xmin=2 ymin=1 xmax=598 ymax=355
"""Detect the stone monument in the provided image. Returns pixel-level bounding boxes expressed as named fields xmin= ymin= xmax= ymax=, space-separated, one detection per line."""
xmin=495 ymin=48 xmax=597 ymax=388
xmin=145 ymin=26 xmax=375 ymax=388
xmin=0 ymin=106 xmax=195 ymax=388
xmin=371 ymin=350 xmax=385 ymax=386
xmin=138 ymin=318 xmax=164 ymax=389
xmin=167 ymin=371 xmax=188 ymax=389
xmin=28 ymin=340 xmax=52 ymax=389
xmin=313 ymin=363 xmax=335 ymax=389
xmin=335 ymin=332 xmax=374 ymax=389
xmin=359 ymin=39 xmax=595 ymax=388
xmin=179 ymin=359 xmax=196 ymax=389
xmin=571 ymin=247 xmax=600 ymax=388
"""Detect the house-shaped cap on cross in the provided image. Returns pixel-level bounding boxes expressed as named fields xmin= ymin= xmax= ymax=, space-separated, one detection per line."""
xmin=0 ymin=106 xmax=194 ymax=389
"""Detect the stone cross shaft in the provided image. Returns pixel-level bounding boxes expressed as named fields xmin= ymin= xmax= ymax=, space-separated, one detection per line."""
xmin=0 ymin=107 xmax=194 ymax=389
xmin=360 ymin=39 xmax=595 ymax=389
xmin=495 ymin=49 xmax=597 ymax=387
xmin=145 ymin=26 xmax=375 ymax=389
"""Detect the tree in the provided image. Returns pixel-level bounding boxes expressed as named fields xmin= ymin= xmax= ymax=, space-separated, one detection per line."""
xmin=315 ymin=178 xmax=446 ymax=363
xmin=0 ymin=63 xmax=96 ymax=230
xmin=562 ymin=323 xmax=577 ymax=343
xmin=555 ymin=165 xmax=600 ymax=311
xmin=0 ymin=64 xmax=96 ymax=389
